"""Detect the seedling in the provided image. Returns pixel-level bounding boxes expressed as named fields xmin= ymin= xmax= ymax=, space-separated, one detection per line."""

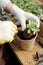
xmin=27 ymin=20 xmax=40 ymax=34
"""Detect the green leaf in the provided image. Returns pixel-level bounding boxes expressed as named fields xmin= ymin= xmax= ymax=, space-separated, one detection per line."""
xmin=27 ymin=20 xmax=40 ymax=34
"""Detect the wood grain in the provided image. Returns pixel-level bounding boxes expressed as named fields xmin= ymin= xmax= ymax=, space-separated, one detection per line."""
xmin=9 ymin=41 xmax=43 ymax=65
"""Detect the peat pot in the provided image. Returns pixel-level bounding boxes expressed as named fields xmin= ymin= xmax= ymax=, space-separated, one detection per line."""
xmin=14 ymin=32 xmax=38 ymax=50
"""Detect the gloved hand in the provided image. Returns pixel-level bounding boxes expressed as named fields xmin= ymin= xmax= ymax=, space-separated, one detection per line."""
xmin=0 ymin=0 xmax=40 ymax=31
xmin=11 ymin=4 xmax=40 ymax=30
xmin=0 ymin=21 xmax=17 ymax=45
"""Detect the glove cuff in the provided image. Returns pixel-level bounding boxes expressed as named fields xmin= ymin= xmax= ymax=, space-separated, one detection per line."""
xmin=10 ymin=4 xmax=22 ymax=16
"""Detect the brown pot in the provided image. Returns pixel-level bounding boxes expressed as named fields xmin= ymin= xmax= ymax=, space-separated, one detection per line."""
xmin=36 ymin=35 xmax=43 ymax=45
xmin=35 ymin=0 xmax=43 ymax=5
xmin=36 ymin=21 xmax=43 ymax=44
xmin=14 ymin=33 xmax=38 ymax=50
xmin=38 ymin=21 xmax=43 ymax=36
xmin=38 ymin=0 xmax=43 ymax=3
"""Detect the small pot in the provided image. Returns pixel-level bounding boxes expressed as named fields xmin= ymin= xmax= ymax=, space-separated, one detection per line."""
xmin=38 ymin=0 xmax=43 ymax=3
xmin=14 ymin=32 xmax=38 ymax=50
xmin=36 ymin=20 xmax=43 ymax=44
xmin=38 ymin=21 xmax=43 ymax=36
xmin=36 ymin=35 xmax=43 ymax=45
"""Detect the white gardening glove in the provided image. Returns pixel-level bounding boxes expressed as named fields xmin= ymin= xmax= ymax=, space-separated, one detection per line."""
xmin=10 ymin=4 xmax=40 ymax=30
xmin=0 ymin=21 xmax=17 ymax=45
xmin=0 ymin=0 xmax=40 ymax=31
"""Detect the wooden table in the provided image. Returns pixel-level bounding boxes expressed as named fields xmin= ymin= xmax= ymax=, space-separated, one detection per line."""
xmin=9 ymin=41 xmax=43 ymax=65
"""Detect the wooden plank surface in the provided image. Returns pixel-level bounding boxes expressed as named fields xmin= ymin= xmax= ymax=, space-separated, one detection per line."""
xmin=9 ymin=41 xmax=43 ymax=65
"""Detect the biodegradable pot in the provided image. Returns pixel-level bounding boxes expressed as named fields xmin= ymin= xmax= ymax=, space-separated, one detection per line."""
xmin=15 ymin=31 xmax=38 ymax=50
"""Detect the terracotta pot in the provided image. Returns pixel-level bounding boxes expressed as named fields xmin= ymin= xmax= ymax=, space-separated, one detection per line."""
xmin=35 ymin=0 xmax=43 ymax=5
xmin=38 ymin=0 xmax=43 ymax=3
xmin=14 ymin=33 xmax=38 ymax=50
xmin=36 ymin=35 xmax=43 ymax=45
xmin=36 ymin=21 xmax=43 ymax=44
xmin=38 ymin=21 xmax=43 ymax=36
xmin=36 ymin=35 xmax=43 ymax=44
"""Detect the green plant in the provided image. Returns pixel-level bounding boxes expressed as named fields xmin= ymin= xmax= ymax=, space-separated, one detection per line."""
xmin=27 ymin=20 xmax=40 ymax=34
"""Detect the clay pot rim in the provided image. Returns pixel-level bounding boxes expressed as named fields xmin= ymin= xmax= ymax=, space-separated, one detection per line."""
xmin=16 ymin=33 xmax=38 ymax=41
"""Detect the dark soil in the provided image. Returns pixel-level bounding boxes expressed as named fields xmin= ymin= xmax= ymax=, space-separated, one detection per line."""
xmin=17 ymin=31 xmax=36 ymax=40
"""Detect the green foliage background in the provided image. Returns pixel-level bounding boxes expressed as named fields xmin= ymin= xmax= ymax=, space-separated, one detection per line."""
xmin=10 ymin=0 xmax=43 ymax=15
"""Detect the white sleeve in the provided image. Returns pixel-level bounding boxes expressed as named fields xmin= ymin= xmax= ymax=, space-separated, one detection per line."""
xmin=0 ymin=0 xmax=11 ymax=9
